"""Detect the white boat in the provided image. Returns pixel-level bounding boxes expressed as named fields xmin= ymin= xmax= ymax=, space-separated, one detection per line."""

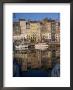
xmin=35 ymin=43 xmax=48 ymax=50
xmin=15 ymin=45 xmax=28 ymax=50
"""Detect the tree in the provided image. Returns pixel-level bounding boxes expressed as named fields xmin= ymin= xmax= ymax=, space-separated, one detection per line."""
xmin=43 ymin=17 xmax=49 ymax=22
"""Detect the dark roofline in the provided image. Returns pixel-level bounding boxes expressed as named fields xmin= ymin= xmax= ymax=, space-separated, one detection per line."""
xmin=13 ymin=22 xmax=19 ymax=23
xmin=13 ymin=22 xmax=19 ymax=26
xmin=19 ymin=19 xmax=26 ymax=21
xmin=13 ymin=19 xmax=59 ymax=24
xmin=30 ymin=21 xmax=40 ymax=23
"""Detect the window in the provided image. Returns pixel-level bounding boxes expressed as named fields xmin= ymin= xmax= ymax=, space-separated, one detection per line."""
xmin=26 ymin=22 xmax=30 ymax=29
xmin=15 ymin=26 xmax=19 ymax=31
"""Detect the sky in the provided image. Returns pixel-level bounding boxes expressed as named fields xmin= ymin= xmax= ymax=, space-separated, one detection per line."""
xmin=13 ymin=13 xmax=60 ymax=22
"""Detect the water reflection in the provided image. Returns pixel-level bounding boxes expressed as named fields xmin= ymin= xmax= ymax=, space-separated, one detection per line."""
xmin=14 ymin=43 xmax=60 ymax=77
xmin=15 ymin=46 xmax=52 ymax=69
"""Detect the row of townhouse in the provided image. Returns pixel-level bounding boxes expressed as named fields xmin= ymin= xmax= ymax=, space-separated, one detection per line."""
xmin=13 ymin=18 xmax=60 ymax=44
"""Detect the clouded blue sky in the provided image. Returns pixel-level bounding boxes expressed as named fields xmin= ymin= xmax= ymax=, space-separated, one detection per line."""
xmin=13 ymin=13 xmax=60 ymax=22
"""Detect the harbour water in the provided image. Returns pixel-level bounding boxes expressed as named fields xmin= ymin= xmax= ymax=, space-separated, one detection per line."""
xmin=14 ymin=43 xmax=60 ymax=77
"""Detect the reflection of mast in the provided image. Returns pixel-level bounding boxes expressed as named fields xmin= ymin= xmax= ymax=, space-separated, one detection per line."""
xmin=51 ymin=20 xmax=56 ymax=67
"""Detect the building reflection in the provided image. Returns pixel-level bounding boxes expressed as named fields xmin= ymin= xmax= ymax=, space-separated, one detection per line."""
xmin=14 ymin=45 xmax=60 ymax=71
